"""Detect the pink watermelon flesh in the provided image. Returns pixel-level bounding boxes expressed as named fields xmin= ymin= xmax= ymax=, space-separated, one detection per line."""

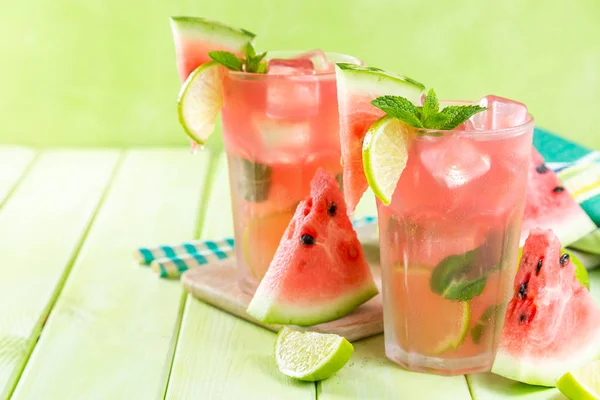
xmin=520 ymin=148 xmax=596 ymax=246
xmin=246 ymin=169 xmax=378 ymax=326
xmin=339 ymin=96 xmax=385 ymax=213
xmin=492 ymin=228 xmax=600 ymax=387
xmin=170 ymin=16 xmax=255 ymax=82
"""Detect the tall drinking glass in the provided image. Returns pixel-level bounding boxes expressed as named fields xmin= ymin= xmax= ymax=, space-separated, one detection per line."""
xmin=220 ymin=51 xmax=361 ymax=293
xmin=377 ymin=99 xmax=534 ymax=375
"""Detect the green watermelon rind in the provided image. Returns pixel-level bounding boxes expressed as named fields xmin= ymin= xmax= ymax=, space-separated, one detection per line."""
xmin=170 ymin=16 xmax=256 ymax=49
xmin=247 ymin=281 xmax=379 ymax=327
xmin=492 ymin=335 xmax=600 ymax=387
xmin=335 ymin=63 xmax=426 ymax=97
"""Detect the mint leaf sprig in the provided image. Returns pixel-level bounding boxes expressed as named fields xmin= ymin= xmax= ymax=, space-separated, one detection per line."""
xmin=371 ymin=89 xmax=487 ymax=131
xmin=208 ymin=42 xmax=267 ymax=74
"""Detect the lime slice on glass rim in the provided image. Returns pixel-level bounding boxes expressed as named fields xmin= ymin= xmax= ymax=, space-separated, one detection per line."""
xmin=557 ymin=360 xmax=600 ymax=400
xmin=275 ymin=327 xmax=354 ymax=381
xmin=177 ymin=61 xmax=224 ymax=145
xmin=362 ymin=115 xmax=411 ymax=205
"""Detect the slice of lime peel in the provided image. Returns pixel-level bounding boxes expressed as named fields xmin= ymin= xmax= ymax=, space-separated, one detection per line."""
xmin=557 ymin=360 xmax=600 ymax=400
xmin=275 ymin=327 xmax=354 ymax=382
xmin=177 ymin=61 xmax=223 ymax=145
xmin=432 ymin=301 xmax=471 ymax=354
xmin=362 ymin=116 xmax=410 ymax=205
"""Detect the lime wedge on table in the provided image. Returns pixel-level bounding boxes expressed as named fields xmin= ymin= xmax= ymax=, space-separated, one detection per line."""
xmin=275 ymin=327 xmax=354 ymax=381
xmin=557 ymin=360 xmax=600 ymax=400
xmin=362 ymin=115 xmax=410 ymax=205
xmin=177 ymin=61 xmax=223 ymax=145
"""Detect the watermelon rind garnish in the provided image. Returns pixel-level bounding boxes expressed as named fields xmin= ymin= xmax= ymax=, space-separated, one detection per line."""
xmin=170 ymin=16 xmax=256 ymax=42
xmin=170 ymin=16 xmax=256 ymax=81
xmin=335 ymin=63 xmax=425 ymax=213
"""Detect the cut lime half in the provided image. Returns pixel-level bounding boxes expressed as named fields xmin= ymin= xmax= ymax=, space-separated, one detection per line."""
xmin=362 ymin=116 xmax=410 ymax=205
xmin=275 ymin=327 xmax=354 ymax=381
xmin=557 ymin=360 xmax=600 ymax=400
xmin=177 ymin=61 xmax=224 ymax=145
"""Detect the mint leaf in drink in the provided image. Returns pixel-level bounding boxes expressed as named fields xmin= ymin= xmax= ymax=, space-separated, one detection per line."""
xmin=244 ymin=42 xmax=268 ymax=73
xmin=429 ymin=246 xmax=500 ymax=301
xmin=421 ymin=88 xmax=439 ymax=122
xmin=208 ymin=51 xmax=244 ymax=71
xmin=437 ymin=105 xmax=488 ymax=130
xmin=208 ymin=43 xmax=268 ymax=74
xmin=371 ymin=96 xmax=423 ymax=128
xmin=371 ymin=88 xmax=487 ymax=130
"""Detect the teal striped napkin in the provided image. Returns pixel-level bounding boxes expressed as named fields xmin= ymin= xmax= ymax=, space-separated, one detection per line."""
xmin=135 ymin=216 xmax=377 ymax=279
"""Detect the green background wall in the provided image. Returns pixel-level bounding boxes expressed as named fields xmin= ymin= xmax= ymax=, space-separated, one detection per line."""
xmin=1 ymin=0 xmax=599 ymax=148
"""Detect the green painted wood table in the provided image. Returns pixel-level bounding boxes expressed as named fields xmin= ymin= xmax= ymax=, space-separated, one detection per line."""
xmin=0 ymin=145 xmax=598 ymax=400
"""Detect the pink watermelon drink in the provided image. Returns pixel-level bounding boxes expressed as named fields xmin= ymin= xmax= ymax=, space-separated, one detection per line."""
xmin=169 ymin=18 xmax=361 ymax=292
xmin=363 ymin=91 xmax=534 ymax=375
xmin=221 ymin=51 xmax=361 ymax=292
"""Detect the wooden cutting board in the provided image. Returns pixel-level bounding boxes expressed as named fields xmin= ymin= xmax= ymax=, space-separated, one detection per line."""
xmin=180 ymin=224 xmax=384 ymax=342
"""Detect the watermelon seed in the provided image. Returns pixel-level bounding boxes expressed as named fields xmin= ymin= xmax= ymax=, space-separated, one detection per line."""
xmin=560 ymin=253 xmax=570 ymax=267
xmin=535 ymin=164 xmax=549 ymax=173
xmin=536 ymin=259 xmax=543 ymax=275
xmin=519 ymin=314 xmax=527 ymax=324
xmin=518 ymin=281 xmax=528 ymax=299
xmin=327 ymin=201 xmax=337 ymax=216
xmin=553 ymin=186 xmax=565 ymax=193
xmin=300 ymin=234 xmax=315 ymax=246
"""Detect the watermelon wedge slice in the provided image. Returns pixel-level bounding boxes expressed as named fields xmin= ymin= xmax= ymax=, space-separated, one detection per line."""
xmin=335 ymin=64 xmax=425 ymax=213
xmin=170 ymin=16 xmax=256 ymax=81
xmin=521 ymin=148 xmax=596 ymax=246
xmin=246 ymin=169 xmax=378 ymax=326
xmin=492 ymin=228 xmax=600 ymax=387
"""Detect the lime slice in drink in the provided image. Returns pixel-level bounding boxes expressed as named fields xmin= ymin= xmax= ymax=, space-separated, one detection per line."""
xmin=557 ymin=360 xmax=600 ymax=400
xmin=275 ymin=327 xmax=354 ymax=381
xmin=362 ymin=115 xmax=410 ymax=205
xmin=391 ymin=266 xmax=471 ymax=355
xmin=177 ymin=61 xmax=224 ymax=145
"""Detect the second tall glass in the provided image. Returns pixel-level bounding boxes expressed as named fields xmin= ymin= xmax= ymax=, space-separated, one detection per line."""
xmin=220 ymin=51 xmax=361 ymax=293
xmin=377 ymin=103 xmax=534 ymax=375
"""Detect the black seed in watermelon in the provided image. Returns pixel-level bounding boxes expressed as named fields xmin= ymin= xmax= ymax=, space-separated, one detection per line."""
xmin=560 ymin=253 xmax=570 ymax=267
xmin=535 ymin=258 xmax=543 ymax=275
xmin=327 ymin=201 xmax=337 ymax=217
xmin=553 ymin=186 xmax=565 ymax=193
xmin=300 ymin=234 xmax=315 ymax=246
xmin=518 ymin=281 xmax=528 ymax=299
xmin=535 ymin=164 xmax=549 ymax=174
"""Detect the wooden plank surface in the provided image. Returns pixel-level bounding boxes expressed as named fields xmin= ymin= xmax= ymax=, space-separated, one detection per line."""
xmin=181 ymin=253 xmax=382 ymax=342
xmin=319 ymin=335 xmax=472 ymax=399
xmin=0 ymin=147 xmax=36 ymax=207
xmin=0 ymin=149 xmax=120 ymax=399
xmin=11 ymin=149 xmax=207 ymax=400
xmin=166 ymin=156 xmax=315 ymax=399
